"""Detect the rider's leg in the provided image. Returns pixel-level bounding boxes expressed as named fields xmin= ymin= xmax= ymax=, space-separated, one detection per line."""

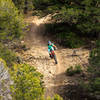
xmin=49 ymin=53 xmax=53 ymax=58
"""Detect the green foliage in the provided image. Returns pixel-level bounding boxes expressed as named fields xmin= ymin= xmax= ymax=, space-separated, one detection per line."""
xmin=52 ymin=0 xmax=100 ymax=36
xmin=0 ymin=96 xmax=3 ymax=100
xmin=85 ymin=40 xmax=100 ymax=95
xmin=66 ymin=65 xmax=82 ymax=76
xmin=91 ymin=78 xmax=100 ymax=93
xmin=64 ymin=32 xmax=84 ymax=48
xmin=0 ymin=0 xmax=25 ymax=41
xmin=66 ymin=66 xmax=74 ymax=76
xmin=53 ymin=94 xmax=63 ymax=100
xmin=10 ymin=64 xmax=44 ymax=100
xmin=32 ymin=0 xmax=51 ymax=9
xmin=45 ymin=23 xmax=84 ymax=48
xmin=9 ymin=63 xmax=63 ymax=100
xmin=74 ymin=65 xmax=82 ymax=73
xmin=80 ymin=40 xmax=100 ymax=98
xmin=89 ymin=40 xmax=100 ymax=73
xmin=46 ymin=94 xmax=63 ymax=100
xmin=12 ymin=0 xmax=25 ymax=12
xmin=81 ymin=77 xmax=100 ymax=95
xmin=35 ymin=0 xmax=100 ymax=47
xmin=13 ymin=0 xmax=34 ymax=12
xmin=0 ymin=43 xmax=17 ymax=67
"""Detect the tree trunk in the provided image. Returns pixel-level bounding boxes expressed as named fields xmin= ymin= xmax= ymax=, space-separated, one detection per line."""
xmin=24 ymin=0 xmax=28 ymax=14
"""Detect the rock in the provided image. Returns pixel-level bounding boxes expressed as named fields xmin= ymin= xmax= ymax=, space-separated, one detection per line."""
xmin=16 ymin=56 xmax=22 ymax=64
xmin=21 ymin=41 xmax=24 ymax=44
xmin=0 ymin=59 xmax=12 ymax=100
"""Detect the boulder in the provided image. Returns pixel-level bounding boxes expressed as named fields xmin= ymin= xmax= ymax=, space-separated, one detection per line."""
xmin=0 ymin=59 xmax=12 ymax=100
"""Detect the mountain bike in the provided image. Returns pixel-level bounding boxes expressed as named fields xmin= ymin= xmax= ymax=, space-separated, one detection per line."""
xmin=50 ymin=50 xmax=58 ymax=64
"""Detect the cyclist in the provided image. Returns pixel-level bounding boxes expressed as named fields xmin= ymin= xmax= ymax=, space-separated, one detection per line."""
xmin=48 ymin=41 xmax=57 ymax=58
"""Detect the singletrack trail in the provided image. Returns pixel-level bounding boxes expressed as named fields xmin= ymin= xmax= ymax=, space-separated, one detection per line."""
xmin=21 ymin=15 xmax=90 ymax=99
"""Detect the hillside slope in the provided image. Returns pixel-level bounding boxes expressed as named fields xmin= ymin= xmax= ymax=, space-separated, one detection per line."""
xmin=19 ymin=15 xmax=90 ymax=99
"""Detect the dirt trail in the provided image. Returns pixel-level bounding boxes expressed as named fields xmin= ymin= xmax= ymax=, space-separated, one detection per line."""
xmin=21 ymin=15 xmax=90 ymax=99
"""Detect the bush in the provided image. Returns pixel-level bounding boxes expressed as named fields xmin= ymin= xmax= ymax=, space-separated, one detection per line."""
xmin=89 ymin=40 xmax=100 ymax=76
xmin=66 ymin=66 xmax=74 ymax=76
xmin=74 ymin=65 xmax=82 ymax=74
xmin=65 ymin=32 xmax=84 ymax=48
xmin=56 ymin=32 xmax=84 ymax=48
xmin=66 ymin=65 xmax=82 ymax=76
xmin=81 ymin=40 xmax=100 ymax=98
xmin=88 ymin=40 xmax=100 ymax=93
xmin=0 ymin=0 xmax=25 ymax=41
xmin=91 ymin=78 xmax=100 ymax=93
xmin=0 ymin=43 xmax=17 ymax=67
xmin=80 ymin=78 xmax=100 ymax=95
xmin=53 ymin=94 xmax=63 ymax=100
xmin=10 ymin=64 xmax=44 ymax=100
xmin=9 ymin=64 xmax=63 ymax=100
xmin=47 ymin=94 xmax=63 ymax=100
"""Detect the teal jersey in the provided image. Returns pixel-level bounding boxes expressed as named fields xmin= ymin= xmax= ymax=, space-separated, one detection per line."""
xmin=48 ymin=43 xmax=54 ymax=53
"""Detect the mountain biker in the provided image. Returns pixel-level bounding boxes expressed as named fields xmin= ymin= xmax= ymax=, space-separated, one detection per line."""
xmin=48 ymin=41 xmax=57 ymax=58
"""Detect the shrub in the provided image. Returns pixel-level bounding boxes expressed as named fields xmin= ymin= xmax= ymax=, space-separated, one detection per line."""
xmin=66 ymin=65 xmax=82 ymax=76
xmin=66 ymin=66 xmax=74 ymax=76
xmin=89 ymin=40 xmax=100 ymax=77
xmin=88 ymin=40 xmax=100 ymax=93
xmin=81 ymin=40 xmax=100 ymax=98
xmin=10 ymin=64 xmax=44 ymax=100
xmin=46 ymin=94 xmax=63 ymax=100
xmin=0 ymin=43 xmax=17 ymax=67
xmin=91 ymin=78 xmax=100 ymax=93
xmin=74 ymin=65 xmax=82 ymax=74
xmin=53 ymin=94 xmax=63 ymax=100
xmin=80 ymin=78 xmax=100 ymax=95
xmin=0 ymin=0 xmax=25 ymax=41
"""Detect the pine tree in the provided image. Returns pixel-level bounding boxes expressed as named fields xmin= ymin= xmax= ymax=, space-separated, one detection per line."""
xmin=10 ymin=64 xmax=44 ymax=100
xmin=0 ymin=0 xmax=24 ymax=41
xmin=33 ymin=0 xmax=100 ymax=47
xmin=52 ymin=0 xmax=100 ymax=36
xmin=12 ymin=0 xmax=34 ymax=13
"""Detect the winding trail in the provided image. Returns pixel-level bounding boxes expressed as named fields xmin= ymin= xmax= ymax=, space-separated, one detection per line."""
xmin=20 ymin=15 xmax=90 ymax=99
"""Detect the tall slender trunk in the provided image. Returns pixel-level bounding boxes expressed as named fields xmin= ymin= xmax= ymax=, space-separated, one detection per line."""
xmin=24 ymin=0 xmax=27 ymax=14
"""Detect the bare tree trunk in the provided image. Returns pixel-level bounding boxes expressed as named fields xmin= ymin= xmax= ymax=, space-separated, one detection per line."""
xmin=24 ymin=0 xmax=28 ymax=14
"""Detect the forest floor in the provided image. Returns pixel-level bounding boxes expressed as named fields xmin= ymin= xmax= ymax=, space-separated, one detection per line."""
xmin=18 ymin=13 xmax=90 ymax=99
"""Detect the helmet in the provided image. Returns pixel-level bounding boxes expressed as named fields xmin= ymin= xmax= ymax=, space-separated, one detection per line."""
xmin=48 ymin=41 xmax=51 ymax=45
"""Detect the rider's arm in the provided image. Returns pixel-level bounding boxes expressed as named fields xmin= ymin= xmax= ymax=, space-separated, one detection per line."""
xmin=52 ymin=43 xmax=57 ymax=50
xmin=53 ymin=45 xmax=56 ymax=48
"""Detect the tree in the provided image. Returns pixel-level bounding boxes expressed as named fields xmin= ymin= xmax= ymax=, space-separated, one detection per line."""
xmin=0 ymin=0 xmax=24 ymax=41
xmin=10 ymin=64 xmax=44 ymax=100
xmin=10 ymin=63 xmax=63 ymax=100
xmin=12 ymin=0 xmax=34 ymax=13
xmin=12 ymin=0 xmax=25 ymax=12
xmin=82 ymin=40 xmax=100 ymax=98
xmin=33 ymin=0 xmax=100 ymax=47
xmin=51 ymin=0 xmax=100 ymax=36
